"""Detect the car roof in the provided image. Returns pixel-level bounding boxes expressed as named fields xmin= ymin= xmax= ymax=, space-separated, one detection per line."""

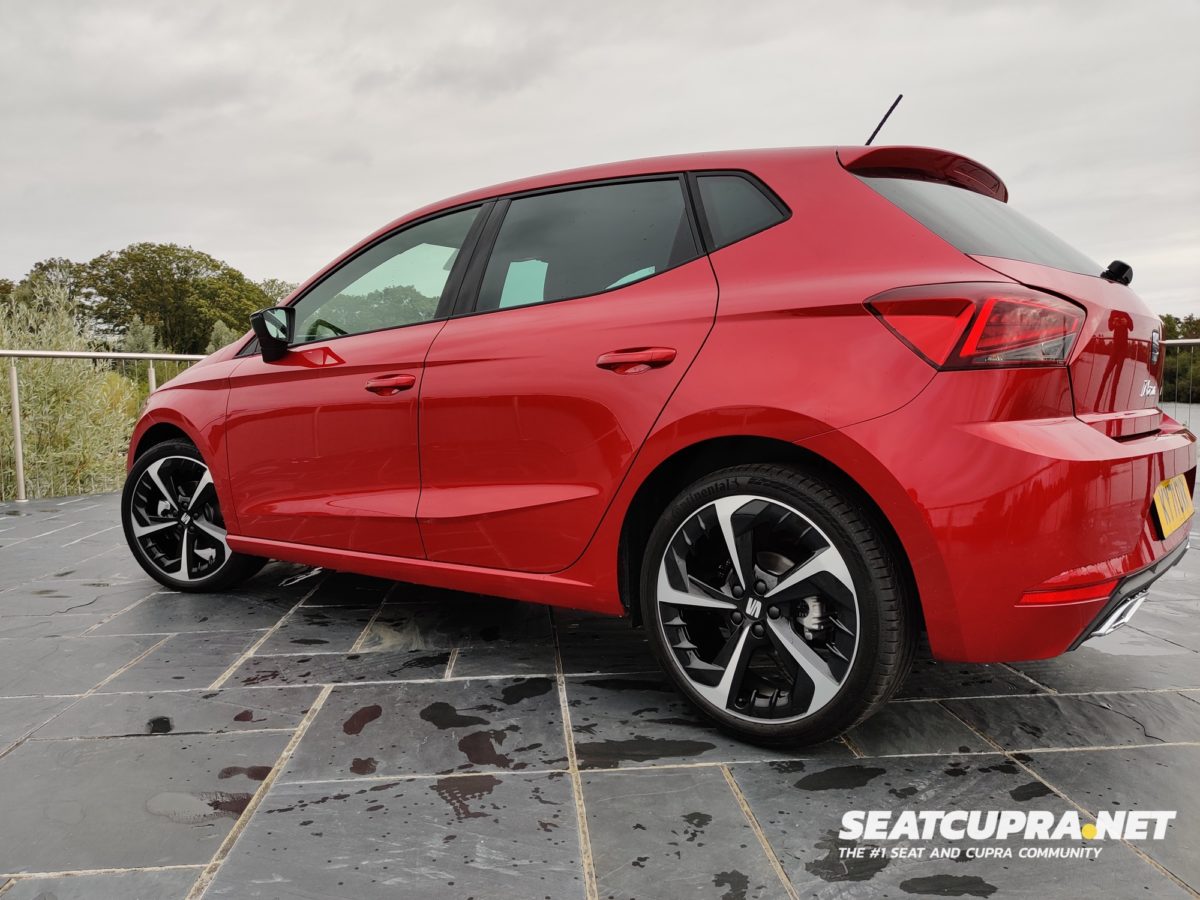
xmin=416 ymin=146 xmax=834 ymax=214
xmin=289 ymin=145 xmax=1000 ymax=303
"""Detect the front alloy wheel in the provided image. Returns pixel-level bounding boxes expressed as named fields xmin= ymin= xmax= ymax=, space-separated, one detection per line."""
xmin=122 ymin=440 xmax=264 ymax=592
xmin=641 ymin=464 xmax=915 ymax=745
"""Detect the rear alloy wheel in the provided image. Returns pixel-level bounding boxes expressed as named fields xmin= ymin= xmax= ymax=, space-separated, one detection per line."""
xmin=121 ymin=440 xmax=264 ymax=592
xmin=641 ymin=464 xmax=915 ymax=745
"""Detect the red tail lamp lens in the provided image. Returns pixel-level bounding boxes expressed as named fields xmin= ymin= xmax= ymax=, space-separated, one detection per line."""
xmin=867 ymin=284 xmax=1085 ymax=369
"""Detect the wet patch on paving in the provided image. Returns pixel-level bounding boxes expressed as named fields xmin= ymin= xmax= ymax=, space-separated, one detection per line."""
xmin=0 ymin=493 xmax=1197 ymax=898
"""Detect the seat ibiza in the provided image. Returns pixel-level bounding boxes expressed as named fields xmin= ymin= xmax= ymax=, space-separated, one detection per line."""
xmin=122 ymin=146 xmax=1195 ymax=745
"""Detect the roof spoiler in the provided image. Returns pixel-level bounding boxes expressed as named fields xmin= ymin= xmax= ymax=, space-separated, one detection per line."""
xmin=837 ymin=146 xmax=1008 ymax=203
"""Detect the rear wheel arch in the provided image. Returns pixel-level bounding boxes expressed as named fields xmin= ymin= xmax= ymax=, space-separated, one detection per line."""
xmin=617 ymin=435 xmax=920 ymax=631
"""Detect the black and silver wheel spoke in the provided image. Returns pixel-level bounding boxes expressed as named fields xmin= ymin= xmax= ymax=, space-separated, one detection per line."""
xmin=130 ymin=456 xmax=230 ymax=584
xmin=656 ymin=493 xmax=860 ymax=723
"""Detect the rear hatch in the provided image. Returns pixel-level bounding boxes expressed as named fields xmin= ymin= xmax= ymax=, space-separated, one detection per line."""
xmin=967 ymin=256 xmax=1163 ymax=437
xmin=843 ymin=147 xmax=1164 ymax=437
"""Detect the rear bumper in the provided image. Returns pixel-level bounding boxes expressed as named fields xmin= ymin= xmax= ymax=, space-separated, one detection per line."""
xmin=807 ymin=368 xmax=1197 ymax=663
xmin=1066 ymin=538 xmax=1189 ymax=650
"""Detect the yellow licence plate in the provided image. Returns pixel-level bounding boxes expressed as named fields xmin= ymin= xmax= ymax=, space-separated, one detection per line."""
xmin=1153 ymin=475 xmax=1195 ymax=539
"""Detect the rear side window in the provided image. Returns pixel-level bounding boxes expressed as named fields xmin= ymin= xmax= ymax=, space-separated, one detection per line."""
xmin=859 ymin=175 xmax=1099 ymax=276
xmin=696 ymin=174 xmax=787 ymax=249
xmin=476 ymin=179 xmax=698 ymax=312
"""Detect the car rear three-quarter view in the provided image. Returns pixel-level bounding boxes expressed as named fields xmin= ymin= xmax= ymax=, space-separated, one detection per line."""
xmin=121 ymin=145 xmax=1196 ymax=746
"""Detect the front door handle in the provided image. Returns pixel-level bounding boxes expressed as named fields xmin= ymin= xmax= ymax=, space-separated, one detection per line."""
xmin=364 ymin=373 xmax=416 ymax=396
xmin=596 ymin=347 xmax=677 ymax=375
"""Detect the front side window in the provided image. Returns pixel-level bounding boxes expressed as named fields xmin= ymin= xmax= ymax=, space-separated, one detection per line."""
xmin=291 ymin=206 xmax=479 ymax=343
xmin=696 ymin=173 xmax=787 ymax=249
xmin=476 ymin=179 xmax=698 ymax=312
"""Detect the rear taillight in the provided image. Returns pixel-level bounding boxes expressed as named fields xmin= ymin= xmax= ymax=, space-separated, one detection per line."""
xmin=866 ymin=283 xmax=1085 ymax=369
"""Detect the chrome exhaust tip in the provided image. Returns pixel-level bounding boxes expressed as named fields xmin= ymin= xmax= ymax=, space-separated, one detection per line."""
xmin=1090 ymin=590 xmax=1149 ymax=638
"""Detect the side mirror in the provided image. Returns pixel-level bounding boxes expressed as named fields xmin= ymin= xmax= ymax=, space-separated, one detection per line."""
xmin=250 ymin=306 xmax=295 ymax=362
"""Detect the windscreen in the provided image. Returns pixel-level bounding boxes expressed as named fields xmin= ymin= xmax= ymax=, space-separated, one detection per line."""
xmin=858 ymin=174 xmax=1100 ymax=277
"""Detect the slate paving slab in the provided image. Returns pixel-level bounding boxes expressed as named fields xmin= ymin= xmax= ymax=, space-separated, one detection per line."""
xmin=204 ymin=772 xmax=584 ymax=899
xmin=33 ymin=686 xmax=321 ymax=739
xmin=0 ymin=869 xmax=200 ymax=899
xmin=227 ymin=649 xmax=450 ymax=687
xmin=554 ymin=609 xmax=657 ymax=674
xmin=283 ymin=677 xmax=566 ymax=781
xmin=98 ymin=631 xmax=262 ymax=691
xmin=2 ymin=493 xmax=1198 ymax=896
xmin=0 ymin=731 xmax=290 ymax=873
xmin=845 ymin=700 xmax=992 ymax=756
xmin=1011 ymin=628 xmax=1200 ymax=693
xmin=90 ymin=589 xmax=296 ymax=635
xmin=0 ymin=612 xmax=107 ymax=638
xmin=1130 ymin=599 xmax=1200 ymax=652
xmin=729 ymin=755 xmax=1192 ymax=898
xmin=895 ymin=655 xmax=1044 ymax=699
xmin=0 ymin=580 xmax=156 ymax=617
xmin=360 ymin=597 xmax=553 ymax=651
xmin=301 ymin=572 xmax=396 ymax=606
xmin=257 ymin=605 xmax=378 ymax=653
xmin=1019 ymin=744 xmax=1200 ymax=891
xmin=451 ymin=640 xmax=559 ymax=677
xmin=566 ymin=674 xmax=852 ymax=769
xmin=944 ymin=690 xmax=1200 ymax=750
xmin=0 ymin=696 xmax=75 ymax=747
xmin=0 ymin=635 xmax=161 ymax=697
xmin=582 ymin=766 xmax=784 ymax=900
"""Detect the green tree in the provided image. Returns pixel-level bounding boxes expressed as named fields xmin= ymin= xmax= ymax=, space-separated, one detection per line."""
xmin=206 ymin=319 xmax=243 ymax=353
xmin=258 ymin=278 xmax=298 ymax=304
xmin=120 ymin=316 xmax=164 ymax=353
xmin=82 ymin=243 xmax=268 ymax=353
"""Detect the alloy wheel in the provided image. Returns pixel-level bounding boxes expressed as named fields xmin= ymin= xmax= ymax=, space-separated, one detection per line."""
xmin=655 ymin=494 xmax=860 ymax=722
xmin=128 ymin=455 xmax=231 ymax=583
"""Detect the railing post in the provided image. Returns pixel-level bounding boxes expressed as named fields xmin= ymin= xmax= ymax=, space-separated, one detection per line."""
xmin=147 ymin=360 xmax=157 ymax=394
xmin=7 ymin=357 xmax=27 ymax=502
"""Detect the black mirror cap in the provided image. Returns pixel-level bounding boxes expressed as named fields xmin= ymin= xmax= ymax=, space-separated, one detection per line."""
xmin=249 ymin=306 xmax=295 ymax=362
xmin=1101 ymin=260 xmax=1133 ymax=286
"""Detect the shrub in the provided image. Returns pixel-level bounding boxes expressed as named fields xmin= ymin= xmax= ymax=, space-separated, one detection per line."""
xmin=0 ymin=283 xmax=138 ymax=500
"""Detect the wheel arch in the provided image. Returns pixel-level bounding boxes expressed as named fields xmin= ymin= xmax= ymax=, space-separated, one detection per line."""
xmin=616 ymin=435 xmax=921 ymax=631
xmin=131 ymin=422 xmax=194 ymax=461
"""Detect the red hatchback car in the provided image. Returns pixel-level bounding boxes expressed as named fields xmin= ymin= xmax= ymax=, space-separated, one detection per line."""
xmin=122 ymin=146 xmax=1195 ymax=745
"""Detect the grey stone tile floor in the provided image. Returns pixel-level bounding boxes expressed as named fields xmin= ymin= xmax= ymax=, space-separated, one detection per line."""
xmin=0 ymin=493 xmax=1196 ymax=899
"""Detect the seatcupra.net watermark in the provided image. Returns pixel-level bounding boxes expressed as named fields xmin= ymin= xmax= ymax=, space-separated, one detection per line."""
xmin=837 ymin=809 xmax=1178 ymax=860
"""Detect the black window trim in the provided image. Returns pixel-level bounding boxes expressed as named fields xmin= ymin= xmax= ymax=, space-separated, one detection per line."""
xmin=686 ymin=169 xmax=791 ymax=253
xmin=237 ymin=200 xmax=493 ymax=356
xmin=449 ymin=173 xmax=707 ymax=320
xmin=237 ymin=166 xmax=792 ymax=356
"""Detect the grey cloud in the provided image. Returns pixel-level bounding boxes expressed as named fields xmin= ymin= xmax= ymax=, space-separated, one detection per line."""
xmin=0 ymin=0 xmax=1196 ymax=317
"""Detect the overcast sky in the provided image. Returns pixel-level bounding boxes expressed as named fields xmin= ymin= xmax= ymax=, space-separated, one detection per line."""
xmin=1 ymin=1 xmax=1196 ymax=315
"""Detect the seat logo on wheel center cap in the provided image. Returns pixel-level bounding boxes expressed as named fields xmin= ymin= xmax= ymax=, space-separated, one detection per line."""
xmin=745 ymin=597 xmax=763 ymax=618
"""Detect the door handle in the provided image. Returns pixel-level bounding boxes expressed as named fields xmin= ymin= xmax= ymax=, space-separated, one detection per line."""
xmin=596 ymin=347 xmax=677 ymax=375
xmin=364 ymin=373 xmax=417 ymax=396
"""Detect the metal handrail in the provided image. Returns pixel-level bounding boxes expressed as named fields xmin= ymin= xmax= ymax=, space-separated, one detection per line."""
xmin=1163 ymin=338 xmax=1200 ymax=346
xmin=0 ymin=349 xmax=206 ymax=360
xmin=2 ymin=349 xmax=206 ymax=502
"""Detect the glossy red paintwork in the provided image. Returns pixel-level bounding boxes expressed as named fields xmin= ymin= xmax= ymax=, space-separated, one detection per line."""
xmin=129 ymin=145 xmax=1196 ymax=663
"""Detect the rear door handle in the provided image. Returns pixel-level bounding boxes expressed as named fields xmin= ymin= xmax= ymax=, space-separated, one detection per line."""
xmin=364 ymin=373 xmax=417 ymax=396
xmin=596 ymin=347 xmax=677 ymax=374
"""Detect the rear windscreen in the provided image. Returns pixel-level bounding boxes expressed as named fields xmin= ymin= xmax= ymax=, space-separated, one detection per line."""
xmin=858 ymin=175 xmax=1099 ymax=277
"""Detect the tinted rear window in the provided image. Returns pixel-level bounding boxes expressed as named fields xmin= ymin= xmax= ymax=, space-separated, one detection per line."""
xmin=859 ymin=175 xmax=1099 ymax=276
xmin=697 ymin=174 xmax=786 ymax=249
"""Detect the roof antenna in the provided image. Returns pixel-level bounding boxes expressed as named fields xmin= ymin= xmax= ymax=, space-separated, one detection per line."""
xmin=865 ymin=94 xmax=903 ymax=146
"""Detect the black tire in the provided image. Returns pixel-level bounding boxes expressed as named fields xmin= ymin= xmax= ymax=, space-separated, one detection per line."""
xmin=121 ymin=440 xmax=266 ymax=592
xmin=640 ymin=463 xmax=915 ymax=746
